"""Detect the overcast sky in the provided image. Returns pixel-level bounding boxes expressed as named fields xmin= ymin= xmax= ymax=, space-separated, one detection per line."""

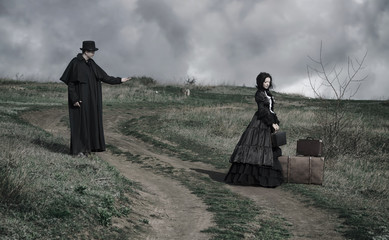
xmin=0 ymin=0 xmax=388 ymax=99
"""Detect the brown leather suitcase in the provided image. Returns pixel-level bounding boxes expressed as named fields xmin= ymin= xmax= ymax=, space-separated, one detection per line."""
xmin=296 ymin=138 xmax=323 ymax=157
xmin=279 ymin=156 xmax=324 ymax=185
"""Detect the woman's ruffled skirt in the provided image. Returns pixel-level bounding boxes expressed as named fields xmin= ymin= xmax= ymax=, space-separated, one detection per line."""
xmin=224 ymin=161 xmax=283 ymax=188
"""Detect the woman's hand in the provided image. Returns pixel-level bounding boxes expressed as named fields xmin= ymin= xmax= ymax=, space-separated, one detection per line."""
xmin=121 ymin=77 xmax=131 ymax=83
xmin=272 ymin=123 xmax=279 ymax=132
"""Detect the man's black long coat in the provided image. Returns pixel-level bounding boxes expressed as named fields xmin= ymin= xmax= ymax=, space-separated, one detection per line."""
xmin=60 ymin=53 xmax=121 ymax=155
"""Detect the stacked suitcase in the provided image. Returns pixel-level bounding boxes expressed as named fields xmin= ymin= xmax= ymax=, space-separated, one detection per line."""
xmin=279 ymin=138 xmax=325 ymax=185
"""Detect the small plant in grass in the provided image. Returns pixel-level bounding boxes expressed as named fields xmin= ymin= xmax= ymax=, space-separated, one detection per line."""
xmin=75 ymin=185 xmax=87 ymax=194
xmin=140 ymin=219 xmax=149 ymax=224
xmin=0 ymin=168 xmax=26 ymax=205
xmin=46 ymin=200 xmax=72 ymax=219
xmin=98 ymin=207 xmax=113 ymax=226
xmin=0 ymin=144 xmax=29 ymax=205
xmin=96 ymin=194 xmax=130 ymax=226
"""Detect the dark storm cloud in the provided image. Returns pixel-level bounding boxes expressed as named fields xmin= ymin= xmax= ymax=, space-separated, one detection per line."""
xmin=0 ymin=0 xmax=388 ymax=99
xmin=136 ymin=0 xmax=190 ymax=57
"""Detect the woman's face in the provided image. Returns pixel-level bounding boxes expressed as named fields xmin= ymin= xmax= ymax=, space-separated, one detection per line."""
xmin=263 ymin=77 xmax=271 ymax=89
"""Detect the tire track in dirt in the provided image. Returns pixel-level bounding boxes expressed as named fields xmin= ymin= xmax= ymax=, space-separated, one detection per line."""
xmin=23 ymin=108 xmax=346 ymax=240
xmin=99 ymin=151 xmax=213 ymax=240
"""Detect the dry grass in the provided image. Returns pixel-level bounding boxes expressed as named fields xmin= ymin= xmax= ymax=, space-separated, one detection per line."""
xmin=161 ymin=106 xmax=251 ymax=152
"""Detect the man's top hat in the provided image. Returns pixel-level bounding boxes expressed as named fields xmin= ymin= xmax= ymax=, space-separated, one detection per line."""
xmin=80 ymin=40 xmax=99 ymax=51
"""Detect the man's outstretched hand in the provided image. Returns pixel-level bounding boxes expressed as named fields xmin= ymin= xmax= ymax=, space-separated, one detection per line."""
xmin=121 ymin=77 xmax=131 ymax=83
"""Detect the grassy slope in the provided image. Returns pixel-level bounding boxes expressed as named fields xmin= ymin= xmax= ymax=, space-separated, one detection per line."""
xmin=0 ymin=80 xmax=144 ymax=239
xmin=1 ymin=78 xmax=388 ymax=239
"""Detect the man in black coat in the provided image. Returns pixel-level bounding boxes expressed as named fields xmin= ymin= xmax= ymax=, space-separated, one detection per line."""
xmin=60 ymin=40 xmax=130 ymax=157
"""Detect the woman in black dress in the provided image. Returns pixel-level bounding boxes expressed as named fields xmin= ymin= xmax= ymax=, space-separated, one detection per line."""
xmin=224 ymin=72 xmax=283 ymax=187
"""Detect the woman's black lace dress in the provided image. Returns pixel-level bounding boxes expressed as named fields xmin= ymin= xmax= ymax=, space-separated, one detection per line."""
xmin=224 ymin=90 xmax=284 ymax=187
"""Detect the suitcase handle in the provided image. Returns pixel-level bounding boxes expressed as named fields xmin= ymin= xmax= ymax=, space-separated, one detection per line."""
xmin=305 ymin=137 xmax=323 ymax=143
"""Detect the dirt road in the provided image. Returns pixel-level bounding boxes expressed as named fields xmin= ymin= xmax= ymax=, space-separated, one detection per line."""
xmin=23 ymin=107 xmax=346 ymax=240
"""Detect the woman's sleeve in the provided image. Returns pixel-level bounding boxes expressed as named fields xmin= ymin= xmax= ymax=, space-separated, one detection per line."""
xmin=256 ymin=92 xmax=274 ymax=126
xmin=273 ymin=114 xmax=280 ymax=125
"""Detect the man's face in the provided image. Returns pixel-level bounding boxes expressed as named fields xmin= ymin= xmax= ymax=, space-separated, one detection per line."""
xmin=85 ymin=51 xmax=95 ymax=59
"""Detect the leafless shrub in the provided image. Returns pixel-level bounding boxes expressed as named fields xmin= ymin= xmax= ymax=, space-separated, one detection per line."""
xmin=15 ymin=73 xmax=24 ymax=81
xmin=185 ymin=76 xmax=196 ymax=86
xmin=307 ymin=42 xmax=368 ymax=158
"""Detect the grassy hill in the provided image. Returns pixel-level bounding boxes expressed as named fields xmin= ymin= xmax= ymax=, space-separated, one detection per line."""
xmin=0 ymin=78 xmax=388 ymax=239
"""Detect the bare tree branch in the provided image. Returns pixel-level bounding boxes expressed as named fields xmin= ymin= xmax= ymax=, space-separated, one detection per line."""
xmin=307 ymin=65 xmax=322 ymax=98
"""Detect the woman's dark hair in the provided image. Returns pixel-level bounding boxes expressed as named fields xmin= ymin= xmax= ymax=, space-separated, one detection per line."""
xmin=256 ymin=72 xmax=273 ymax=91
